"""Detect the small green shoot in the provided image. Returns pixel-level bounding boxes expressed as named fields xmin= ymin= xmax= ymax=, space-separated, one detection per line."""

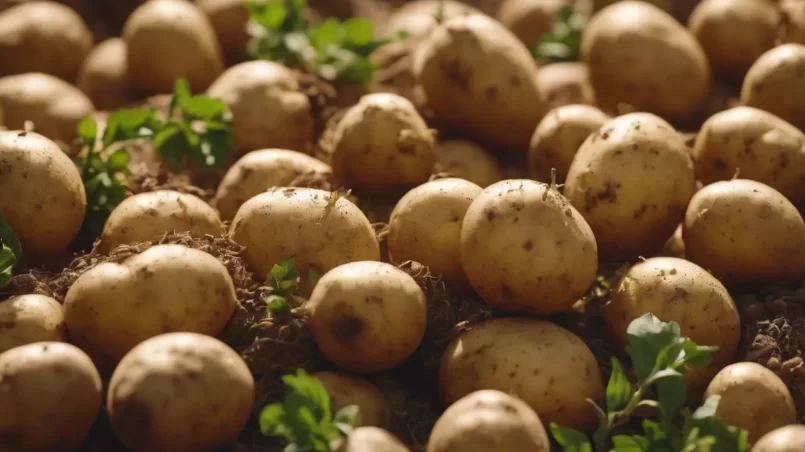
xmin=0 ymin=214 xmax=21 ymax=288
xmin=533 ymin=6 xmax=587 ymax=64
xmin=262 ymin=256 xmax=319 ymax=320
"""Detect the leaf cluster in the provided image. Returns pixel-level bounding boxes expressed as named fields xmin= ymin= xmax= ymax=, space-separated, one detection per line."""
xmin=0 ymin=214 xmax=21 ymax=288
xmin=263 ymin=256 xmax=319 ymax=319
xmin=533 ymin=6 xmax=587 ymax=63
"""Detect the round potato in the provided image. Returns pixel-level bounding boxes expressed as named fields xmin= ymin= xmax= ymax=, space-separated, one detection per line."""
xmin=337 ymin=427 xmax=409 ymax=452
xmin=742 ymin=43 xmax=805 ymax=132
xmin=440 ymin=317 xmax=604 ymax=431
xmin=308 ymin=261 xmax=427 ymax=373
xmin=582 ymin=1 xmax=710 ymax=120
xmin=0 ymin=130 xmax=86 ymax=255
xmin=536 ymin=62 xmax=597 ymax=108
xmin=0 ymin=1 xmax=92 ymax=80
xmin=0 ymin=342 xmax=102 ymax=451
xmin=208 ymin=60 xmax=315 ymax=157
xmin=64 ymin=244 xmax=237 ymax=366
xmin=388 ymin=178 xmax=482 ymax=285
xmin=108 ymin=332 xmax=254 ymax=452
xmin=0 ymin=294 xmax=65 ymax=354
xmin=96 ymin=190 xmax=223 ymax=254
xmin=123 ymin=0 xmax=224 ymax=95
xmin=752 ymin=425 xmax=805 ymax=452
xmin=196 ymin=0 xmax=249 ymax=65
xmin=683 ymin=179 xmax=805 ymax=286
xmin=76 ymin=38 xmax=137 ymax=111
xmin=528 ymin=104 xmax=610 ymax=183
xmin=417 ymin=13 xmax=546 ymax=151
xmin=0 ymin=73 xmax=95 ymax=145
xmin=780 ymin=0 xmax=805 ymax=45
xmin=428 ymin=389 xmax=550 ymax=452
xmin=704 ymin=362 xmax=796 ymax=443
xmin=314 ymin=371 xmax=392 ymax=428
xmin=564 ymin=113 xmax=696 ymax=260
xmin=496 ymin=0 xmax=567 ymax=48
xmin=384 ymin=0 xmax=481 ymax=40
xmin=434 ymin=140 xmax=502 ymax=188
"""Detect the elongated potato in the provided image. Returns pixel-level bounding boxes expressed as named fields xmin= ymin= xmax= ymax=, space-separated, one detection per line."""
xmin=77 ymin=38 xmax=137 ymax=111
xmin=314 ymin=371 xmax=391 ymax=428
xmin=0 ymin=294 xmax=66 ymax=354
xmin=742 ymin=43 xmax=805 ymax=131
xmin=536 ymin=62 xmax=597 ymax=108
xmin=195 ymin=0 xmax=248 ymax=65
xmin=434 ymin=140 xmax=502 ymax=188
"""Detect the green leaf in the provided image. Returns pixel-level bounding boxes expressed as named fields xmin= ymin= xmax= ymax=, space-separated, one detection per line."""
xmin=680 ymin=339 xmax=718 ymax=367
xmin=107 ymin=149 xmax=131 ymax=173
xmin=657 ymin=374 xmax=687 ymax=421
xmin=0 ymin=214 xmax=21 ymax=288
xmin=0 ymin=214 xmax=22 ymax=261
xmin=181 ymin=95 xmax=231 ymax=122
xmin=260 ymin=403 xmax=288 ymax=437
xmin=343 ymin=19 xmax=373 ymax=46
xmin=77 ymin=116 xmax=97 ymax=147
xmin=266 ymin=294 xmax=292 ymax=319
xmin=152 ymin=124 xmax=188 ymax=171
xmin=334 ymin=405 xmax=361 ymax=435
xmin=173 ymin=78 xmax=192 ymax=106
xmin=312 ymin=18 xmax=343 ymax=50
xmin=606 ymin=357 xmax=632 ymax=412
xmin=626 ymin=314 xmax=681 ymax=379
xmin=613 ymin=435 xmax=648 ymax=452
xmin=693 ymin=395 xmax=721 ymax=420
xmin=550 ymin=423 xmax=592 ymax=452
xmin=102 ymin=109 xmax=157 ymax=147
xmin=308 ymin=269 xmax=319 ymax=284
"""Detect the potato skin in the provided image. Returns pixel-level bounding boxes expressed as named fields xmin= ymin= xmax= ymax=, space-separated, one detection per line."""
xmin=564 ymin=113 xmax=696 ymax=260
xmin=435 ymin=140 xmax=502 ymax=188
xmin=0 ymin=130 xmax=86 ymax=255
xmin=0 ymin=342 xmax=102 ymax=452
xmin=428 ymin=390 xmax=550 ymax=452
xmin=683 ymin=180 xmax=805 ymax=286
xmin=308 ymin=261 xmax=427 ymax=373
xmin=208 ymin=61 xmax=314 ymax=157
xmin=742 ymin=43 xmax=805 ymax=132
xmin=313 ymin=371 xmax=392 ymax=429
xmin=704 ymin=362 xmax=796 ymax=443
xmin=417 ymin=14 xmax=546 ymax=150
xmin=0 ymin=294 xmax=65 ymax=354
xmin=440 ymin=317 xmax=604 ymax=431
xmin=692 ymin=107 xmax=805 ymax=206
xmin=384 ymin=0 xmax=481 ymax=40
xmin=582 ymin=1 xmax=710 ymax=120
xmin=123 ymin=0 xmax=224 ymax=95
xmin=195 ymin=0 xmax=249 ymax=65
xmin=536 ymin=62 xmax=597 ymax=109
xmin=77 ymin=38 xmax=137 ymax=111
xmin=496 ymin=0 xmax=567 ymax=48
xmin=752 ymin=425 xmax=805 ymax=452
xmin=63 ymin=244 xmax=237 ymax=366
xmin=780 ymin=0 xmax=805 ymax=45
xmin=108 ymin=332 xmax=254 ymax=452
xmin=337 ymin=427 xmax=409 ymax=452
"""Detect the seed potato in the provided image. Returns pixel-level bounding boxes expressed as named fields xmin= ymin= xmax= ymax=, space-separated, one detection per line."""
xmin=536 ymin=62 xmax=597 ymax=108
xmin=384 ymin=0 xmax=481 ymax=41
xmin=752 ymin=425 xmax=805 ymax=452
xmin=313 ymin=371 xmax=392 ymax=428
xmin=76 ymin=38 xmax=137 ymax=111
xmin=0 ymin=294 xmax=65 ymax=354
xmin=496 ymin=0 xmax=568 ymax=48
xmin=336 ymin=427 xmax=409 ymax=452
xmin=434 ymin=140 xmax=502 ymax=188
xmin=742 ymin=43 xmax=805 ymax=132
xmin=196 ymin=0 xmax=249 ymax=65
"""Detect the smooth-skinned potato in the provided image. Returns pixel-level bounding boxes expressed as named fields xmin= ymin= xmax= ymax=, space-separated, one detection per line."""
xmin=780 ymin=0 xmax=805 ymax=45
xmin=313 ymin=371 xmax=392 ymax=428
xmin=0 ymin=342 xmax=102 ymax=452
xmin=683 ymin=179 xmax=805 ymax=286
xmin=196 ymin=0 xmax=249 ymax=65
xmin=536 ymin=62 xmax=597 ymax=108
xmin=76 ymin=38 xmax=137 ymax=111
xmin=384 ymin=0 xmax=481 ymax=41
xmin=336 ymin=427 xmax=409 ymax=452
xmin=108 ymin=332 xmax=254 ymax=452
xmin=440 ymin=317 xmax=604 ymax=431
xmin=308 ymin=261 xmax=427 ymax=373
xmin=0 ymin=294 xmax=65 ymax=354
xmin=434 ymin=140 xmax=502 ymax=187
xmin=752 ymin=425 xmax=805 ymax=452
xmin=496 ymin=0 xmax=567 ymax=48
xmin=742 ymin=43 xmax=805 ymax=132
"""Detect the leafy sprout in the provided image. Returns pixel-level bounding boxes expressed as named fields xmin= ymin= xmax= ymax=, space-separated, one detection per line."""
xmin=263 ymin=256 xmax=319 ymax=320
xmin=0 ymin=214 xmax=21 ymax=288
xmin=533 ymin=6 xmax=587 ymax=64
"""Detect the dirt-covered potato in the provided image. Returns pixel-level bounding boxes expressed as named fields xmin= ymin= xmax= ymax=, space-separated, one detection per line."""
xmin=313 ymin=371 xmax=392 ymax=428
xmin=196 ymin=0 xmax=248 ymax=65
xmin=582 ymin=1 xmax=710 ymax=120
xmin=337 ymin=427 xmax=409 ymax=452
xmin=440 ymin=317 xmax=604 ymax=431
xmin=108 ymin=332 xmax=254 ymax=452
xmin=308 ymin=261 xmax=427 ymax=373
xmin=331 ymin=93 xmax=435 ymax=194
xmin=428 ymin=389 xmax=550 ymax=452
xmin=703 ymin=362 xmax=796 ymax=443
xmin=434 ymin=140 xmax=502 ymax=188
xmin=384 ymin=0 xmax=481 ymax=40
xmin=0 ymin=294 xmax=65 ymax=354
xmin=683 ymin=179 xmax=805 ymax=286
xmin=742 ymin=43 xmax=805 ymax=132
xmin=528 ymin=104 xmax=610 ymax=183
xmin=0 ymin=342 xmax=102 ymax=451
xmin=691 ymin=107 xmax=805 ymax=206
xmin=461 ymin=179 xmax=597 ymax=315
xmin=536 ymin=62 xmax=597 ymax=108
xmin=0 ymin=1 xmax=92 ymax=80
xmin=208 ymin=60 xmax=315 ymax=157
xmin=417 ymin=14 xmax=546 ymax=151
xmin=123 ymin=0 xmax=224 ymax=95
xmin=64 ymin=244 xmax=237 ymax=366
xmin=0 ymin=73 xmax=95 ymax=145
xmin=0 ymin=130 xmax=86 ymax=255
xmin=76 ymin=38 xmax=137 ymax=111
xmin=97 ymin=190 xmax=223 ymax=253
xmin=230 ymin=188 xmax=380 ymax=293
xmin=564 ymin=113 xmax=696 ymax=260
xmin=388 ymin=178 xmax=482 ymax=285
xmin=604 ymin=257 xmax=740 ymax=389
xmin=752 ymin=425 xmax=805 ymax=452
xmin=496 ymin=0 xmax=567 ymax=48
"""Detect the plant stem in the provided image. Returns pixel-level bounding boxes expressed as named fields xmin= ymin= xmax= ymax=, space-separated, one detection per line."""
xmin=594 ymin=377 xmax=654 ymax=451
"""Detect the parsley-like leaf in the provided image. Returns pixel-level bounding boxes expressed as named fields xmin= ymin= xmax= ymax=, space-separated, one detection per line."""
xmin=606 ymin=358 xmax=632 ymax=412
xmin=550 ymin=423 xmax=593 ymax=452
xmin=626 ymin=313 xmax=681 ymax=379
xmin=533 ymin=6 xmax=587 ymax=64
xmin=0 ymin=214 xmax=21 ymax=288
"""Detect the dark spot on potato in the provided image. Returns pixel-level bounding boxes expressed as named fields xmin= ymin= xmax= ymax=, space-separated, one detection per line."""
xmin=596 ymin=181 xmax=619 ymax=203
xmin=485 ymin=208 xmax=497 ymax=221
xmin=522 ymin=240 xmax=533 ymax=251
xmin=509 ymin=75 xmax=521 ymax=87
xmin=364 ymin=295 xmax=383 ymax=305
xmin=331 ymin=314 xmax=365 ymax=344
xmin=441 ymin=60 xmax=471 ymax=90
xmin=633 ymin=204 xmax=649 ymax=219
xmin=485 ymin=86 xmax=498 ymax=98
xmin=500 ymin=284 xmax=514 ymax=297
xmin=713 ymin=159 xmax=727 ymax=170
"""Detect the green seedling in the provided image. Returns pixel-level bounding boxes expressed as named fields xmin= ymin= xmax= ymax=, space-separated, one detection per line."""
xmin=263 ymin=255 xmax=319 ymax=320
xmin=0 ymin=214 xmax=21 ymax=288
xmin=533 ymin=6 xmax=587 ymax=63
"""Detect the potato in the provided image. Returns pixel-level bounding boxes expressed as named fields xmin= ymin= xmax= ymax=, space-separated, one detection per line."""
xmin=703 ymin=362 xmax=796 ymax=443
xmin=331 ymin=93 xmax=435 ymax=195
xmin=659 ymin=223 xmax=685 ymax=258
xmin=208 ymin=61 xmax=315 ymax=157
xmin=428 ymin=389 xmax=550 ymax=452
xmin=752 ymin=425 xmax=805 ymax=452
xmin=417 ymin=14 xmax=546 ymax=150
xmin=528 ymin=104 xmax=610 ymax=183
xmin=780 ymin=0 xmax=805 ymax=45
xmin=536 ymin=62 xmax=597 ymax=108
xmin=691 ymin=107 xmax=805 ymax=206
xmin=313 ymin=371 xmax=392 ymax=429
xmin=76 ymin=38 xmax=137 ymax=111
xmin=308 ymin=261 xmax=427 ymax=373
xmin=0 ymin=1 xmax=92 ymax=80
xmin=230 ymin=188 xmax=380 ymax=292
xmin=582 ymin=1 xmax=710 ymax=121
xmin=593 ymin=0 xmax=701 ymax=22
xmin=688 ymin=0 xmax=779 ymax=79
xmin=108 ymin=332 xmax=254 ymax=452
xmin=63 ymin=244 xmax=237 ymax=366
xmin=388 ymin=178 xmax=482 ymax=285
xmin=196 ymin=0 xmax=248 ymax=65
xmin=564 ymin=113 xmax=696 ymax=260
xmin=434 ymin=139 xmax=502 ymax=187
xmin=0 ymin=73 xmax=95 ymax=145
xmin=337 ymin=427 xmax=409 ymax=452
xmin=604 ymin=257 xmax=740 ymax=389
xmin=384 ymin=0 xmax=481 ymax=40
xmin=0 ymin=342 xmax=101 ymax=451
xmin=683 ymin=179 xmax=805 ymax=286
xmin=742 ymin=43 xmax=805 ymax=132
xmin=96 ymin=190 xmax=223 ymax=254
xmin=0 ymin=130 xmax=86 ymax=255
xmin=440 ymin=317 xmax=604 ymax=431
xmin=0 ymin=294 xmax=65 ymax=354
xmin=496 ymin=0 xmax=567 ymax=48
xmin=123 ymin=0 xmax=224 ymax=95
xmin=461 ymin=179 xmax=597 ymax=315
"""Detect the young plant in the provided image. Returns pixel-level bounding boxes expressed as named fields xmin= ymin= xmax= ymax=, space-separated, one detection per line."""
xmin=550 ymin=313 xmax=750 ymax=452
xmin=533 ymin=6 xmax=587 ymax=64
xmin=263 ymin=256 xmax=319 ymax=320
xmin=0 ymin=214 xmax=21 ymax=288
